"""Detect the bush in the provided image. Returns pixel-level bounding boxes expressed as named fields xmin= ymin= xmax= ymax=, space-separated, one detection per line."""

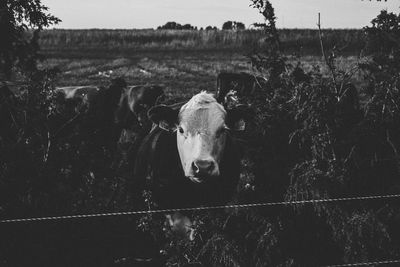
xmin=159 ymin=3 xmax=400 ymax=267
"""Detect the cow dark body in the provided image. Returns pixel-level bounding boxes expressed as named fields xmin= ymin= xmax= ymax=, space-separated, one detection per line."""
xmin=55 ymin=85 xmax=101 ymax=114
xmin=86 ymin=78 xmax=127 ymax=154
xmin=115 ymin=84 xmax=164 ymax=164
xmin=115 ymin=84 xmax=164 ymax=133
xmin=53 ymin=78 xmax=127 ymax=154
xmin=133 ymin=92 xmax=246 ymax=209
xmin=55 ymin=85 xmax=100 ymax=100
xmin=216 ymin=72 xmax=267 ymax=107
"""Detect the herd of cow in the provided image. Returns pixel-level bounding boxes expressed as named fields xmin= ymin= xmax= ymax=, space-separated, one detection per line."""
xmin=1 ymin=72 xmax=265 ymax=239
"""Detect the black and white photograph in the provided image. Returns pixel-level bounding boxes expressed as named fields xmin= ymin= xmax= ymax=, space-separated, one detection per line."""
xmin=1 ymin=0 xmax=400 ymax=266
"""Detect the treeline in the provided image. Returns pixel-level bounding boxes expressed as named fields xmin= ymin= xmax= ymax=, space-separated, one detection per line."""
xmin=39 ymin=28 xmax=365 ymax=55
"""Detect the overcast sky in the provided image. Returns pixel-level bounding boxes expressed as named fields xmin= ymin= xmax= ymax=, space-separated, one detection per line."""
xmin=42 ymin=0 xmax=400 ymax=29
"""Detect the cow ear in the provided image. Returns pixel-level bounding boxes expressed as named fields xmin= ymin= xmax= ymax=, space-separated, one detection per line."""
xmin=226 ymin=105 xmax=253 ymax=132
xmin=148 ymin=105 xmax=179 ymax=131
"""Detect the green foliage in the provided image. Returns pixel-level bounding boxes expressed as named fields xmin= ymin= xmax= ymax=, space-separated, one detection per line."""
xmin=159 ymin=3 xmax=400 ymax=267
xmin=0 ymin=0 xmax=60 ymax=78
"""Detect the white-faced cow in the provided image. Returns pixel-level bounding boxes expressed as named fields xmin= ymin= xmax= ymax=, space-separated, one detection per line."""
xmin=134 ymin=92 xmax=249 ymax=239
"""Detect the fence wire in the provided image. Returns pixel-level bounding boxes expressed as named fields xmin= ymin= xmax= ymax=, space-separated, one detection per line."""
xmin=323 ymin=259 xmax=400 ymax=266
xmin=1 ymin=193 xmax=399 ymax=223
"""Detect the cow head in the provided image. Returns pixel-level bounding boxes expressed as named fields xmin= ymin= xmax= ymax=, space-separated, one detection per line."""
xmin=128 ymin=85 xmax=165 ymax=126
xmin=149 ymin=92 xmax=250 ymax=183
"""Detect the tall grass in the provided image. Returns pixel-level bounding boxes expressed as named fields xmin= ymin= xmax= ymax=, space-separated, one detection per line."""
xmin=39 ymin=29 xmax=365 ymax=55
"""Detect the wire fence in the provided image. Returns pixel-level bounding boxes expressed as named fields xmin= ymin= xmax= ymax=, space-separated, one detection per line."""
xmin=2 ymin=193 xmax=400 ymax=267
xmin=323 ymin=259 xmax=400 ymax=267
xmin=1 ymin=193 xmax=400 ymax=223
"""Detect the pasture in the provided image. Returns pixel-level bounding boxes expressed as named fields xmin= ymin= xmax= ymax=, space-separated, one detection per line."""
xmin=3 ymin=6 xmax=400 ymax=264
xmin=42 ymin=52 xmax=363 ymax=101
xmin=39 ymin=29 xmax=365 ymax=55
xmin=39 ymin=29 xmax=367 ymax=98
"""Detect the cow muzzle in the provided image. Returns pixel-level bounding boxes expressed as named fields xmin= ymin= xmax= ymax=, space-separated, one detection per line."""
xmin=189 ymin=159 xmax=219 ymax=183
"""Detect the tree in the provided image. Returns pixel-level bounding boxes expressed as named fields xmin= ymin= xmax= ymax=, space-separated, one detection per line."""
xmin=222 ymin=20 xmax=234 ymax=30
xmin=157 ymin=22 xmax=197 ymax=30
xmin=0 ymin=0 xmax=60 ymax=79
xmin=236 ymin=22 xmax=245 ymax=30
xmin=222 ymin=20 xmax=246 ymax=30
xmin=205 ymin=25 xmax=218 ymax=30
xmin=250 ymin=22 xmax=267 ymax=30
xmin=182 ymin=23 xmax=194 ymax=30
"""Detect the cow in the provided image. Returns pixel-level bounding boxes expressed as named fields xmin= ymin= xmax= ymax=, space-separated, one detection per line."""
xmin=53 ymin=78 xmax=127 ymax=155
xmin=85 ymin=78 xmax=128 ymax=154
xmin=216 ymin=72 xmax=267 ymax=108
xmin=55 ymin=85 xmax=100 ymax=100
xmin=133 ymin=92 xmax=250 ymax=239
xmin=114 ymin=84 xmax=165 ymax=165
xmin=54 ymin=78 xmax=126 ymax=116
xmin=115 ymin=84 xmax=164 ymax=133
xmin=55 ymin=85 xmax=101 ymax=114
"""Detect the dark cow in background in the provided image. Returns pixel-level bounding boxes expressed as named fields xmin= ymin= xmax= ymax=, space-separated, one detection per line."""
xmin=134 ymin=92 xmax=250 ymax=239
xmin=216 ymin=72 xmax=267 ymax=108
xmin=55 ymin=78 xmax=126 ymax=117
xmin=55 ymin=85 xmax=100 ymax=100
xmin=114 ymin=84 xmax=164 ymax=165
xmin=88 ymin=78 xmax=128 ymax=153
xmin=115 ymin=84 xmax=164 ymax=133
xmin=53 ymin=78 xmax=127 ymax=155
xmin=54 ymin=79 xmax=164 ymax=168
xmin=55 ymin=85 xmax=101 ymax=115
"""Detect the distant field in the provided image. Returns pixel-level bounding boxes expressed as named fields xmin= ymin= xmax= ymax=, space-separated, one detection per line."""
xmin=42 ymin=52 xmax=363 ymax=101
xmin=40 ymin=29 xmax=367 ymax=99
xmin=40 ymin=29 xmax=366 ymax=56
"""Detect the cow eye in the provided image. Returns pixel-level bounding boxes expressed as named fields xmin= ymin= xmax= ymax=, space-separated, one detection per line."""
xmin=178 ymin=126 xmax=184 ymax=134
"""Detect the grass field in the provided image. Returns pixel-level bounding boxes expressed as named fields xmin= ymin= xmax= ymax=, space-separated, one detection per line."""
xmin=42 ymin=50 xmax=364 ymax=102
xmin=40 ymin=29 xmax=367 ymax=99
xmin=40 ymin=29 xmax=365 ymax=55
xmin=36 ymin=28 xmax=368 ymax=106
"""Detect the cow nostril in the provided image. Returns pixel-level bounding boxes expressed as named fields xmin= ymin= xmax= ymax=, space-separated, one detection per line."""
xmin=206 ymin=161 xmax=214 ymax=172
xmin=192 ymin=162 xmax=199 ymax=174
xmin=192 ymin=160 xmax=215 ymax=175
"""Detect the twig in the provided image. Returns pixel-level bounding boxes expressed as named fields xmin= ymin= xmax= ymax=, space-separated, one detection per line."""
xmin=317 ymin=13 xmax=339 ymax=97
xmin=382 ymin=87 xmax=390 ymax=119
xmin=43 ymin=130 xmax=51 ymax=163
xmin=386 ymin=130 xmax=399 ymax=161
xmin=52 ymin=112 xmax=82 ymax=139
